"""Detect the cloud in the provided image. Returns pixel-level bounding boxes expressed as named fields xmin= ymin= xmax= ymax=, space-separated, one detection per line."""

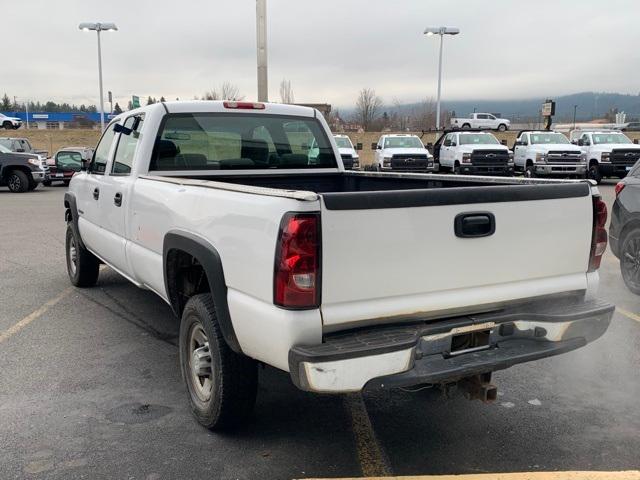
xmin=3 ymin=0 xmax=639 ymax=110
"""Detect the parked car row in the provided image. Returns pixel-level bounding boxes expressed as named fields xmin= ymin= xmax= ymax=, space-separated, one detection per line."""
xmin=0 ymin=137 xmax=92 ymax=192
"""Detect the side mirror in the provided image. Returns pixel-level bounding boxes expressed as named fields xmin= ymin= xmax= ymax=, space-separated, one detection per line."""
xmin=113 ymin=123 xmax=133 ymax=136
xmin=81 ymin=159 xmax=88 ymax=172
xmin=577 ymin=139 xmax=584 ymax=146
xmin=371 ymin=142 xmax=377 ymax=150
xmin=355 ymin=143 xmax=362 ymax=151
xmin=634 ymin=139 xmax=639 ymax=144
xmin=443 ymin=140 xmax=451 ymax=147
xmin=514 ymin=140 xmax=523 ymax=147
xmin=426 ymin=142 xmax=433 ymax=152
xmin=450 ymin=141 xmax=457 ymax=147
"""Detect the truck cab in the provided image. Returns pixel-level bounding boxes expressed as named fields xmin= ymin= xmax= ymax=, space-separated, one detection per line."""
xmin=574 ymin=130 xmax=640 ymax=183
xmin=0 ymin=143 xmax=47 ymax=192
xmin=433 ymin=131 xmax=513 ymax=176
xmin=371 ymin=134 xmax=434 ymax=172
xmin=513 ymin=131 xmax=586 ymax=178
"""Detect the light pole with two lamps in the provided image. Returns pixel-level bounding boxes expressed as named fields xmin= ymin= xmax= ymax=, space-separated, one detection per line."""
xmin=78 ymin=22 xmax=118 ymax=131
xmin=424 ymin=26 xmax=460 ymax=131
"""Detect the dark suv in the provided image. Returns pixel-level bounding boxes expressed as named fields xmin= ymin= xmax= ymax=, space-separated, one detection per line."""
xmin=0 ymin=143 xmax=47 ymax=192
xmin=610 ymin=162 xmax=640 ymax=294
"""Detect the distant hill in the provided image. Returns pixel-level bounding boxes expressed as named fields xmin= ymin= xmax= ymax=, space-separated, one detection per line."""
xmin=342 ymin=92 xmax=640 ymax=122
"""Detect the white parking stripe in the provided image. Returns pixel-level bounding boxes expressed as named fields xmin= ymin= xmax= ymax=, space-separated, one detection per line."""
xmin=0 ymin=288 xmax=72 ymax=344
xmin=304 ymin=470 xmax=640 ymax=479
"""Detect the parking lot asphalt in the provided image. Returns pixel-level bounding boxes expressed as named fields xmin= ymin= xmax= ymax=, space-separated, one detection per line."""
xmin=1 ymin=180 xmax=638 ymax=480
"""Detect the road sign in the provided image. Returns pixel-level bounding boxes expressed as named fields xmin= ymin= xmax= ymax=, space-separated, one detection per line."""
xmin=131 ymin=95 xmax=140 ymax=109
xmin=542 ymin=100 xmax=556 ymax=117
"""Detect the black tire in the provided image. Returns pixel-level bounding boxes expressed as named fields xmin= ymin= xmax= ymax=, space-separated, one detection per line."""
xmin=453 ymin=162 xmax=461 ymax=175
xmin=524 ymin=164 xmax=536 ymax=178
xmin=179 ymin=293 xmax=258 ymax=431
xmin=2 ymin=121 xmax=13 ymax=130
xmin=65 ymin=223 xmax=100 ymax=287
xmin=43 ymin=180 xmax=52 ymax=187
xmin=620 ymin=228 xmax=640 ymax=295
xmin=461 ymin=123 xmax=471 ymax=130
xmin=497 ymin=124 xmax=507 ymax=132
xmin=27 ymin=178 xmax=38 ymax=191
xmin=6 ymin=170 xmax=29 ymax=192
xmin=588 ymin=162 xmax=602 ymax=184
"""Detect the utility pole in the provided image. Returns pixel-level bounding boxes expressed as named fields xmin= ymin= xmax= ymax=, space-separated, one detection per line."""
xmin=256 ymin=0 xmax=268 ymax=102
xmin=573 ymin=105 xmax=578 ymax=130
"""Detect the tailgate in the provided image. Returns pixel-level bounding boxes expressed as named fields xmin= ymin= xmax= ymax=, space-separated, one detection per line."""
xmin=319 ymin=182 xmax=594 ymax=329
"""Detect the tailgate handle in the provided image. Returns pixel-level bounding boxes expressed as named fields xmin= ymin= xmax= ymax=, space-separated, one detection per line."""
xmin=455 ymin=212 xmax=495 ymax=238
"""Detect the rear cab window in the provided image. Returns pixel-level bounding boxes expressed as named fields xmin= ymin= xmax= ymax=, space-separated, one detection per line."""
xmin=149 ymin=113 xmax=337 ymax=171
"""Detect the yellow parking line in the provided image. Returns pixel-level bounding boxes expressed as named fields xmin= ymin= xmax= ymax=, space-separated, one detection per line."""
xmin=616 ymin=307 xmax=640 ymax=323
xmin=0 ymin=287 xmax=72 ymax=344
xmin=304 ymin=470 xmax=640 ymax=480
xmin=343 ymin=394 xmax=391 ymax=477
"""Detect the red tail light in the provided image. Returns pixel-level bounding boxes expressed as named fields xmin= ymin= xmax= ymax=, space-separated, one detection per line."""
xmin=223 ymin=101 xmax=265 ymax=110
xmin=588 ymin=196 xmax=608 ymax=272
xmin=274 ymin=213 xmax=321 ymax=308
xmin=614 ymin=182 xmax=625 ymax=198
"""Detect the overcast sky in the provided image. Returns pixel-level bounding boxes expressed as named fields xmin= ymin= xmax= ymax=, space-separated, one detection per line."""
xmin=3 ymin=0 xmax=639 ymax=110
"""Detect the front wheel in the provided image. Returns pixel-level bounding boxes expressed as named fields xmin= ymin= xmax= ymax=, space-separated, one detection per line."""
xmin=6 ymin=170 xmax=29 ymax=192
xmin=179 ymin=293 xmax=258 ymax=430
xmin=524 ymin=165 xmax=536 ymax=178
xmin=621 ymin=228 xmax=640 ymax=295
xmin=453 ymin=163 xmax=461 ymax=175
xmin=588 ymin=163 xmax=602 ymax=184
xmin=497 ymin=124 xmax=507 ymax=132
xmin=2 ymin=121 xmax=13 ymax=130
xmin=65 ymin=223 xmax=100 ymax=287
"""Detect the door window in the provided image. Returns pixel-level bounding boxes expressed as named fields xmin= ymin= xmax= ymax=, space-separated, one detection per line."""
xmin=111 ymin=116 xmax=144 ymax=175
xmin=90 ymin=123 xmax=117 ymax=174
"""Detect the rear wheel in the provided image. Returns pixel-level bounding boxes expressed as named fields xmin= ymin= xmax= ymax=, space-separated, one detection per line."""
xmin=621 ymin=228 xmax=640 ymax=295
xmin=65 ymin=223 xmax=100 ymax=287
xmin=179 ymin=293 xmax=258 ymax=430
xmin=461 ymin=123 xmax=471 ymax=130
xmin=6 ymin=170 xmax=29 ymax=192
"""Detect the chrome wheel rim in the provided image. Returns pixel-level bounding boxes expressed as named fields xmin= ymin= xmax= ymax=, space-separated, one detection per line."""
xmin=188 ymin=324 xmax=213 ymax=402
xmin=8 ymin=175 xmax=20 ymax=191
xmin=68 ymin=236 xmax=77 ymax=275
xmin=622 ymin=236 xmax=640 ymax=290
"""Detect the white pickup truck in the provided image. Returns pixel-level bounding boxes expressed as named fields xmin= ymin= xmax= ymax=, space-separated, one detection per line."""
xmin=513 ymin=131 xmax=587 ymax=178
xmin=372 ymin=134 xmax=435 ymax=172
xmin=450 ymin=113 xmax=510 ymax=131
xmin=573 ymin=130 xmax=640 ymax=183
xmin=64 ymin=101 xmax=613 ymax=431
xmin=433 ymin=131 xmax=514 ymax=176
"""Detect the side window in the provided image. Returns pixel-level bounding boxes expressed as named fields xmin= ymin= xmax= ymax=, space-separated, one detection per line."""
xmin=519 ymin=134 xmax=528 ymax=145
xmin=90 ymin=123 xmax=117 ymax=174
xmin=477 ymin=114 xmax=488 ymax=120
xmin=488 ymin=115 xmax=496 ymax=120
xmin=57 ymin=151 xmax=83 ymax=171
xmin=111 ymin=115 xmax=144 ymax=175
xmin=582 ymin=134 xmax=591 ymax=146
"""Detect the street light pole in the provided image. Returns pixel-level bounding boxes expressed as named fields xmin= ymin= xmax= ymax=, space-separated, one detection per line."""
xmin=96 ymin=29 xmax=105 ymax=130
xmin=573 ymin=104 xmax=578 ymax=130
xmin=79 ymin=22 xmax=118 ymax=131
xmin=424 ymin=26 xmax=460 ymax=131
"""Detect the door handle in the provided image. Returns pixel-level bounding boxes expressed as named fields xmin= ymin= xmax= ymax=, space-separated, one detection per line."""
xmin=454 ymin=212 xmax=495 ymax=238
xmin=93 ymin=187 xmax=100 ymax=200
xmin=114 ymin=192 xmax=122 ymax=207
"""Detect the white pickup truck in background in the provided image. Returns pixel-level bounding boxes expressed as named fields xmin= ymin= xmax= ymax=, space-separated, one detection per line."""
xmin=513 ymin=130 xmax=586 ymax=178
xmin=64 ymin=101 xmax=613 ymax=431
xmin=573 ymin=130 xmax=640 ymax=183
xmin=333 ymin=134 xmax=360 ymax=170
xmin=450 ymin=113 xmax=510 ymax=131
xmin=433 ymin=131 xmax=514 ymax=175
xmin=371 ymin=134 xmax=435 ymax=172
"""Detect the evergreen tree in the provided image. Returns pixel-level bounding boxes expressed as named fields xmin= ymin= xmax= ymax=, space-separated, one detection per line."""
xmin=1 ymin=93 xmax=11 ymax=111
